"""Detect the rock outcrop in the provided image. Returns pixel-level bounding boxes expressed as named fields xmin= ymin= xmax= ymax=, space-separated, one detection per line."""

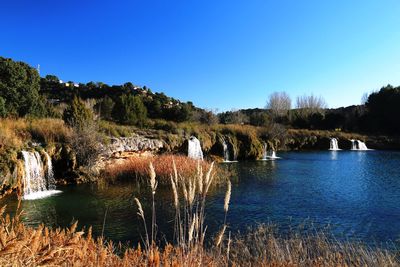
xmin=101 ymin=135 xmax=164 ymax=157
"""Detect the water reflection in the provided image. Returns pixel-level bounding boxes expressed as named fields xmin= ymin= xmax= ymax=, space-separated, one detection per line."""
xmin=1 ymin=151 xmax=400 ymax=246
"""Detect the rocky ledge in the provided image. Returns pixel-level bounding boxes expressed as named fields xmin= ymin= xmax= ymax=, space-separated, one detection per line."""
xmin=100 ymin=135 xmax=164 ymax=158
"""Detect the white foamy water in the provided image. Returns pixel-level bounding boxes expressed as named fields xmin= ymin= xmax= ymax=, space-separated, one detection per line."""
xmin=188 ymin=136 xmax=203 ymax=160
xmin=22 ymin=151 xmax=61 ymax=200
xmin=329 ymin=138 xmax=340 ymax=151
xmin=350 ymin=140 xmax=370 ymax=151
xmin=23 ymin=190 xmax=62 ymax=200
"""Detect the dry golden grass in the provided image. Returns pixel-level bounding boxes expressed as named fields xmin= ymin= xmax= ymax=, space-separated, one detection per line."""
xmin=0 ymin=208 xmax=397 ymax=266
xmin=0 ymin=118 xmax=71 ymax=151
xmin=0 ymin=119 xmax=27 ymax=149
xmin=103 ymin=154 xmax=222 ymax=184
xmin=27 ymin=118 xmax=72 ymax=144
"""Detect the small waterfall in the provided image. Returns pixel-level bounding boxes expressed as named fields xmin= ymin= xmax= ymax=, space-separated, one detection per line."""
xmin=350 ymin=140 xmax=370 ymax=151
xmin=260 ymin=142 xmax=280 ymax=160
xmin=223 ymin=140 xmax=230 ymax=162
xmin=262 ymin=142 xmax=268 ymax=160
xmin=22 ymin=151 xmax=61 ymax=200
xmin=357 ymin=140 xmax=369 ymax=150
xmin=350 ymin=139 xmax=357 ymax=150
xmin=329 ymin=138 xmax=340 ymax=150
xmin=44 ymin=151 xmax=56 ymax=190
xmin=188 ymin=136 xmax=203 ymax=160
xmin=267 ymin=150 xmax=280 ymax=159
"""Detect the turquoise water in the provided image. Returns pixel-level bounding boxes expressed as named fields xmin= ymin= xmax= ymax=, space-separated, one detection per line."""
xmin=1 ymin=151 xmax=400 ymax=246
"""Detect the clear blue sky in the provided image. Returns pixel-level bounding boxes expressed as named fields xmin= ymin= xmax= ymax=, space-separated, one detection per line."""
xmin=2 ymin=0 xmax=400 ymax=111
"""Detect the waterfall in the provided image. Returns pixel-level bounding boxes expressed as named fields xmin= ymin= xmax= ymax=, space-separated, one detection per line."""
xmin=329 ymin=138 xmax=340 ymax=150
xmin=262 ymin=142 xmax=268 ymax=160
xmin=188 ymin=136 xmax=203 ymax=160
xmin=22 ymin=151 xmax=61 ymax=200
xmin=44 ymin=151 xmax=56 ymax=190
xmin=223 ymin=140 xmax=230 ymax=162
xmin=267 ymin=150 xmax=280 ymax=159
xmin=261 ymin=142 xmax=280 ymax=160
xmin=350 ymin=140 xmax=370 ymax=151
xmin=350 ymin=139 xmax=357 ymax=150
xmin=357 ymin=140 xmax=369 ymax=150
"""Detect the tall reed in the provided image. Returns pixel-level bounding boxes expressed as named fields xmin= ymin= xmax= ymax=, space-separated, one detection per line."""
xmin=133 ymin=160 xmax=232 ymax=265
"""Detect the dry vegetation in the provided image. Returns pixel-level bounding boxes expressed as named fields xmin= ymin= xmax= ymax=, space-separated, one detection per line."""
xmin=103 ymin=154 xmax=225 ymax=185
xmin=0 ymin=163 xmax=399 ymax=266
xmin=288 ymin=128 xmax=367 ymax=141
xmin=0 ymin=118 xmax=71 ymax=152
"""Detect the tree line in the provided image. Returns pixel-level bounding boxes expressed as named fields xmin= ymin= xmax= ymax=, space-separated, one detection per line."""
xmin=1 ymin=56 xmax=400 ymax=135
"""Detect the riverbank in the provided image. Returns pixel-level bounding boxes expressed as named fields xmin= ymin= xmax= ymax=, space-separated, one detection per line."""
xmin=1 ymin=117 xmax=400 ymax=199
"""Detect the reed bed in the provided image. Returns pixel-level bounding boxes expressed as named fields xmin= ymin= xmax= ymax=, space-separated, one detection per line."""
xmin=103 ymin=154 xmax=224 ymax=185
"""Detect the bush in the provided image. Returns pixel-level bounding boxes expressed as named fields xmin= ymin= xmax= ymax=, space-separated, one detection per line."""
xmin=112 ymin=94 xmax=147 ymax=127
xmin=63 ymin=97 xmax=94 ymax=130
xmin=68 ymin=122 xmax=102 ymax=167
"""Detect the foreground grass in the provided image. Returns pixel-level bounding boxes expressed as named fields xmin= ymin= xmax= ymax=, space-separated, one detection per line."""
xmin=0 ymin=209 xmax=397 ymax=266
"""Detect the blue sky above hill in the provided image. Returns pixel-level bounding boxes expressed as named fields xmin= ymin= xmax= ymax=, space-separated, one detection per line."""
xmin=2 ymin=0 xmax=400 ymax=111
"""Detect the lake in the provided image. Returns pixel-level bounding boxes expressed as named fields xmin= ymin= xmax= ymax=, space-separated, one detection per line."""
xmin=1 ymin=151 xmax=400 ymax=247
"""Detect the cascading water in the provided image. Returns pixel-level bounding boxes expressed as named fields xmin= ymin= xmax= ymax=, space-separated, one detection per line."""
xmin=262 ymin=142 xmax=268 ymax=160
xmin=329 ymin=138 xmax=340 ymax=151
xmin=188 ymin=136 xmax=203 ymax=160
xmin=223 ymin=140 xmax=230 ymax=162
xmin=267 ymin=150 xmax=280 ymax=160
xmin=350 ymin=139 xmax=357 ymax=150
xmin=350 ymin=140 xmax=370 ymax=151
xmin=261 ymin=143 xmax=280 ymax=160
xmin=356 ymin=140 xmax=369 ymax=150
xmin=44 ymin=151 xmax=56 ymax=190
xmin=22 ymin=151 xmax=61 ymax=200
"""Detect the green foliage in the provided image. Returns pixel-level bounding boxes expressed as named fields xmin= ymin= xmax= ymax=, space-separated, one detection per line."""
xmin=0 ymin=97 xmax=7 ymax=118
xmin=44 ymin=75 xmax=59 ymax=83
xmin=164 ymin=104 xmax=193 ymax=122
xmin=63 ymin=97 xmax=94 ymax=129
xmin=112 ymin=94 xmax=147 ymax=127
xmin=249 ymin=112 xmax=269 ymax=127
xmin=96 ymin=96 xmax=115 ymax=120
xmin=0 ymin=56 xmax=45 ymax=117
xmin=365 ymin=85 xmax=400 ymax=134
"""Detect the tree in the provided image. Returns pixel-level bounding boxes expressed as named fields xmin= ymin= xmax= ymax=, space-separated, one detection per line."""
xmin=295 ymin=94 xmax=327 ymax=117
xmin=113 ymin=94 xmax=147 ymax=127
xmin=0 ymin=97 xmax=7 ymax=117
xmin=365 ymin=85 xmax=400 ymax=134
xmin=63 ymin=96 xmax=94 ymax=129
xmin=0 ymin=56 xmax=45 ymax=117
xmin=44 ymin=75 xmax=59 ymax=83
xmin=96 ymin=96 xmax=115 ymax=120
xmin=266 ymin=92 xmax=291 ymax=118
xmin=200 ymin=110 xmax=219 ymax=125
xmin=163 ymin=104 xmax=192 ymax=122
xmin=249 ymin=112 xmax=270 ymax=127
xmin=219 ymin=110 xmax=249 ymax=125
